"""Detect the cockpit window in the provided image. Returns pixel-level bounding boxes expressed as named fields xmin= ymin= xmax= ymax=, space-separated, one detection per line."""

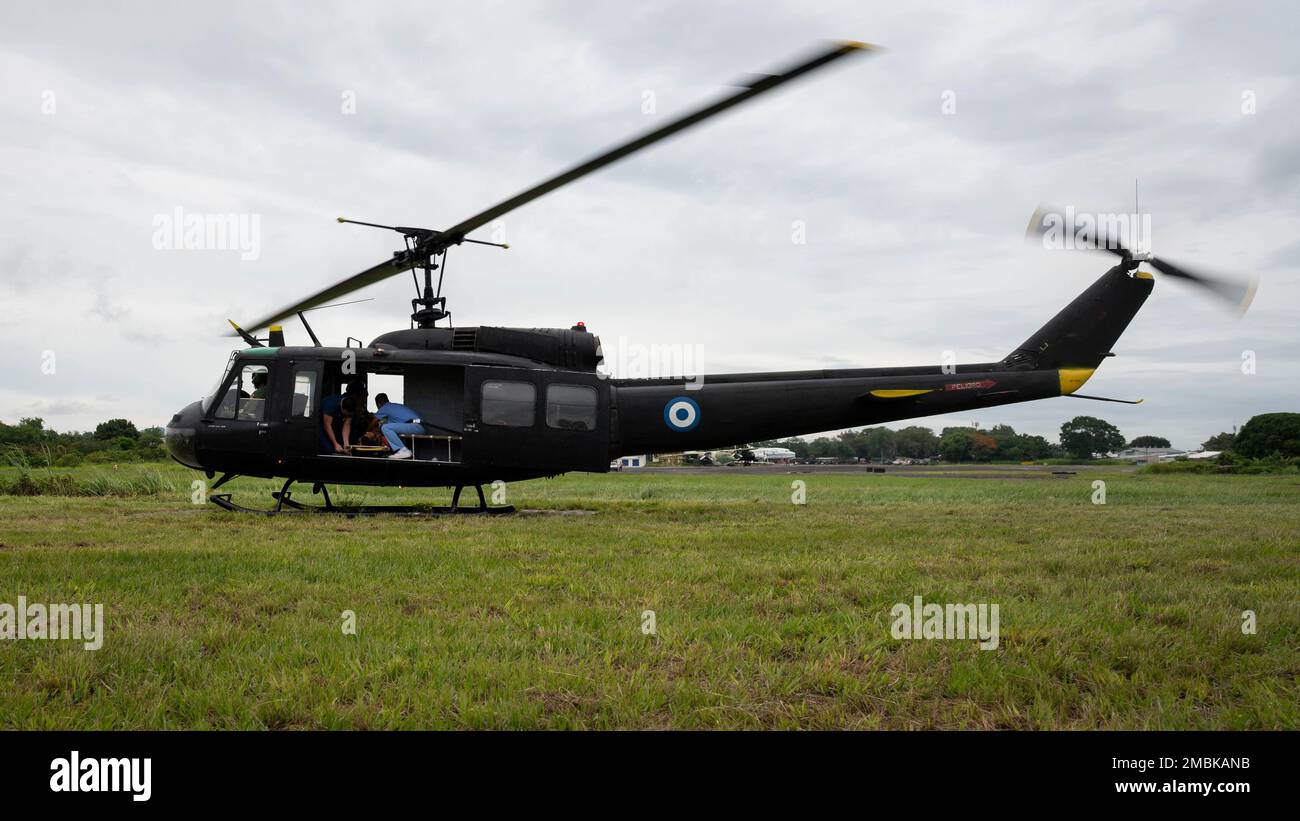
xmin=202 ymin=352 xmax=238 ymax=416
xmin=213 ymin=363 xmax=270 ymax=421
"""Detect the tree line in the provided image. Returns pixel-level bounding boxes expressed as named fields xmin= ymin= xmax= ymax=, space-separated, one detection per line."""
xmin=753 ymin=412 xmax=1300 ymax=463
xmin=0 ymin=418 xmax=164 ymax=466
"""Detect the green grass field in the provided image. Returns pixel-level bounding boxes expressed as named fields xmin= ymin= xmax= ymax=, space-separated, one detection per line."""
xmin=1 ymin=463 xmax=1296 ymax=729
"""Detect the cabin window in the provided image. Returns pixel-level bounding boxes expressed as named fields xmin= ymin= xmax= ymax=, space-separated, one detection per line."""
xmin=481 ymin=380 xmax=535 ymax=427
xmin=292 ymin=370 xmax=316 ymax=418
xmin=546 ymin=384 xmax=597 ymax=431
xmin=213 ymin=363 xmax=270 ymax=421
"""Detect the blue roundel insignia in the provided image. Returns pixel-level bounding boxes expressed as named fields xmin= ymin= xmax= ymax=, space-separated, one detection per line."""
xmin=663 ymin=396 xmax=700 ymax=432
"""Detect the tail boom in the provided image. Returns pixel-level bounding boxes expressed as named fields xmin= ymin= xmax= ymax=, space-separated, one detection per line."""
xmin=607 ymin=264 xmax=1151 ymax=458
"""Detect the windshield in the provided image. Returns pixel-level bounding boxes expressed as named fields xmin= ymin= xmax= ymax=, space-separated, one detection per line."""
xmin=202 ymin=352 xmax=239 ymax=416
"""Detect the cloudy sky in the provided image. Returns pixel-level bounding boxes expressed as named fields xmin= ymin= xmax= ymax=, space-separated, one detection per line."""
xmin=1 ymin=0 xmax=1296 ymax=449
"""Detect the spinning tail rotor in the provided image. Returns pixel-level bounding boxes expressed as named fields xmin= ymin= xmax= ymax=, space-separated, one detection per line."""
xmin=1025 ymin=203 xmax=1258 ymax=316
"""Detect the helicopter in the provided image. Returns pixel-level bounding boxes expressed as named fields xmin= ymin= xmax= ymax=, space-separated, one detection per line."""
xmin=163 ymin=40 xmax=1256 ymax=514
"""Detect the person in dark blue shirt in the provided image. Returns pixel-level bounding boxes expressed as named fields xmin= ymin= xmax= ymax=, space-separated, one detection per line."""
xmin=320 ymin=383 xmax=367 ymax=454
xmin=373 ymin=393 xmax=423 ymax=459
xmin=319 ymin=393 xmax=343 ymax=453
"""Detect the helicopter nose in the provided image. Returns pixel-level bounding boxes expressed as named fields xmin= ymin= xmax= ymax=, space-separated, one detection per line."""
xmin=164 ymin=401 xmax=203 ymax=469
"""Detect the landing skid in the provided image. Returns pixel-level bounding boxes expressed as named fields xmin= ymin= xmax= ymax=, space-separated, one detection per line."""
xmin=208 ymin=479 xmax=515 ymax=516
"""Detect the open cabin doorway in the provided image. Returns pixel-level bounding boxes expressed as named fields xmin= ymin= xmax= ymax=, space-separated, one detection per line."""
xmin=322 ymin=362 xmax=466 ymax=463
xmin=373 ymin=363 xmax=464 ymax=462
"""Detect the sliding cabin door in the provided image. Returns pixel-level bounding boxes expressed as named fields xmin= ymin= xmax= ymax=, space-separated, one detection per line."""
xmin=463 ymin=367 xmax=609 ymax=472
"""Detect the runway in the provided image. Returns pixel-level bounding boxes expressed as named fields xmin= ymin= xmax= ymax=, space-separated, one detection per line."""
xmin=620 ymin=462 xmax=1135 ymax=479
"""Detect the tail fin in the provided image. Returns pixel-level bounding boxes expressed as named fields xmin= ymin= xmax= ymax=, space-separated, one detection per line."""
xmin=1002 ymin=263 xmax=1153 ymax=372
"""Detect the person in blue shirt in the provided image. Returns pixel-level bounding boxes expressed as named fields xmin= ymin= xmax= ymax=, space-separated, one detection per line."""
xmin=373 ymin=393 xmax=424 ymax=459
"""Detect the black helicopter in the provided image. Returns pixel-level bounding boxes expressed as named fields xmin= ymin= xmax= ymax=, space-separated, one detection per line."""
xmin=164 ymin=40 xmax=1256 ymax=513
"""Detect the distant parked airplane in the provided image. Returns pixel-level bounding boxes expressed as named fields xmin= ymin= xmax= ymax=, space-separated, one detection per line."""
xmin=750 ymin=447 xmax=798 ymax=464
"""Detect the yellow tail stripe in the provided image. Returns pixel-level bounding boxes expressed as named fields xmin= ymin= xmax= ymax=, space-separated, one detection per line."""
xmin=1058 ymin=368 xmax=1096 ymax=395
xmin=869 ymin=389 xmax=934 ymax=399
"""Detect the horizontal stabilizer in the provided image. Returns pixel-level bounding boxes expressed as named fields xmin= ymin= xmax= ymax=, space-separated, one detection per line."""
xmin=1066 ymin=393 xmax=1144 ymax=405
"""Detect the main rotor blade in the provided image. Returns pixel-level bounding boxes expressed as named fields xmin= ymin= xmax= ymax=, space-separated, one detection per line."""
xmin=235 ymin=254 xmax=410 ymax=334
xmin=435 ymin=40 xmax=876 ymax=244
xmin=1148 ymin=255 xmax=1258 ymax=316
xmin=234 ymin=40 xmax=877 ymax=333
